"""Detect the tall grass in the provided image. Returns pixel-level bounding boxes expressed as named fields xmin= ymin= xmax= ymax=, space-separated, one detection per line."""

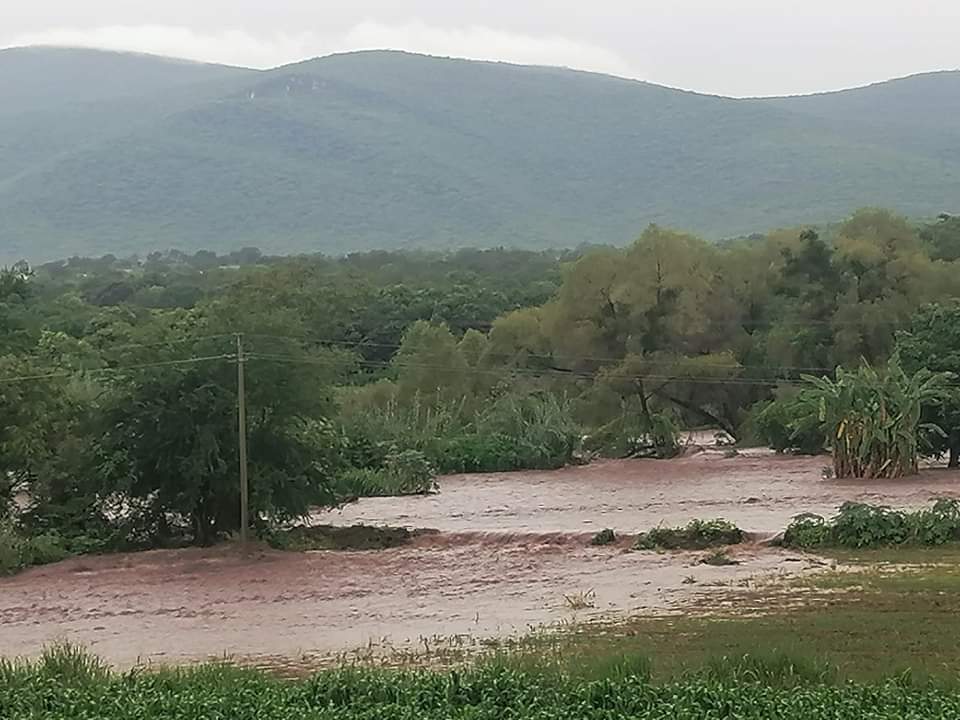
xmin=338 ymin=391 xmax=582 ymax=475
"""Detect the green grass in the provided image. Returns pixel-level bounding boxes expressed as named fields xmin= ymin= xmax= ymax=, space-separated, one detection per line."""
xmin=491 ymin=545 xmax=960 ymax=684
xmin=3 ymin=645 xmax=960 ymax=719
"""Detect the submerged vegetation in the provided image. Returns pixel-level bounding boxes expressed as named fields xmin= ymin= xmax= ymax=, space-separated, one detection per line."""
xmin=633 ymin=519 xmax=745 ymax=550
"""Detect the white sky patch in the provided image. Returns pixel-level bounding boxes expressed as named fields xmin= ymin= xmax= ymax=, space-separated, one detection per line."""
xmin=2 ymin=22 xmax=636 ymax=78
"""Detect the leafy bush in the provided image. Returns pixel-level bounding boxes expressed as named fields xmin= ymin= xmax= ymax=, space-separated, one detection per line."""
xmin=634 ymin=519 xmax=744 ymax=550
xmin=17 ymin=533 xmax=70 ymax=567
xmin=782 ymin=513 xmax=831 ymax=549
xmin=383 ymin=450 xmax=437 ymax=493
xmin=783 ymin=500 xmax=960 ymax=549
xmin=911 ymin=498 xmax=960 ymax=545
xmin=0 ymin=524 xmax=72 ymax=576
xmin=831 ymin=503 xmax=910 ymax=548
xmin=790 ymin=359 xmax=948 ymax=479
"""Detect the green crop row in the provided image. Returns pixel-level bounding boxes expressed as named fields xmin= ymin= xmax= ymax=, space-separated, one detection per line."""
xmin=3 ymin=645 xmax=960 ymax=719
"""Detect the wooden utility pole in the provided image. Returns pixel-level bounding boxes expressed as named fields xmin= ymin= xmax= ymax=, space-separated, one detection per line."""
xmin=236 ymin=334 xmax=250 ymax=543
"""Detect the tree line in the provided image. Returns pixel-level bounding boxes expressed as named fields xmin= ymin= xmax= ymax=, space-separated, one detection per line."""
xmin=2 ymin=209 xmax=960 ymax=564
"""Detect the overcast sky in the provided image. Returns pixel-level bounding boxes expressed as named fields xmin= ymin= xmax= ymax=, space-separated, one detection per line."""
xmin=3 ymin=1 xmax=958 ymax=96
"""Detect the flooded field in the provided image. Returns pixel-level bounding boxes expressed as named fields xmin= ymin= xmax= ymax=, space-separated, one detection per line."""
xmin=2 ymin=451 xmax=958 ymax=668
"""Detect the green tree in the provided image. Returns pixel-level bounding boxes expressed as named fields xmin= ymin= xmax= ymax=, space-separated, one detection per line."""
xmin=94 ymin=302 xmax=347 ymax=545
xmin=920 ymin=213 xmax=960 ymax=262
xmin=831 ymin=209 xmax=938 ymax=363
xmin=896 ymin=302 xmax=960 ymax=466
xmin=393 ymin=320 xmax=467 ymax=404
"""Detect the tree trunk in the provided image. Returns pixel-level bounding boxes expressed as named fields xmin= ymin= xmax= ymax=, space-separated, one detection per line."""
xmin=654 ymin=390 xmax=738 ymax=440
xmin=950 ymin=444 xmax=959 ymax=469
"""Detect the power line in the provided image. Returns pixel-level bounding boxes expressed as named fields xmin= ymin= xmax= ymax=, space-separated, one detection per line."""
xmin=95 ymin=333 xmax=236 ymax=353
xmin=246 ymin=332 xmax=839 ymax=374
xmin=1 ymin=333 xmax=236 ymax=371
xmin=246 ymin=352 xmax=811 ymax=388
xmin=0 ymin=353 xmax=235 ymax=385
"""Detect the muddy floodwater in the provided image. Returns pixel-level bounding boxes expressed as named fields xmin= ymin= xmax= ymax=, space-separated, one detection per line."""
xmin=2 ymin=451 xmax=958 ymax=668
xmin=315 ymin=452 xmax=960 ymax=537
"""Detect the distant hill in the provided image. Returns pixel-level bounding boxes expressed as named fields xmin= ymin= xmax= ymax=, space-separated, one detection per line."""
xmin=0 ymin=47 xmax=957 ymax=263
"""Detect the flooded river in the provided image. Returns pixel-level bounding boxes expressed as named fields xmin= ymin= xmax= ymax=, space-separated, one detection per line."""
xmin=2 ymin=451 xmax=957 ymax=668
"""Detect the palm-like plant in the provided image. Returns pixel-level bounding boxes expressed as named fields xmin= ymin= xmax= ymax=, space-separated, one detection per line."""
xmin=792 ymin=357 xmax=950 ymax=478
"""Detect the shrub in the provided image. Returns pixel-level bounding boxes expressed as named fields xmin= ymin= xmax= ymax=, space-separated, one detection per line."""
xmin=18 ymin=533 xmax=70 ymax=566
xmin=910 ymin=498 xmax=960 ymax=545
xmin=0 ymin=523 xmax=21 ymax=576
xmin=782 ymin=500 xmax=960 ymax=549
xmin=383 ymin=450 xmax=437 ymax=494
xmin=590 ymin=528 xmax=616 ymax=546
xmin=338 ymin=392 xmax=581 ymax=476
xmin=634 ymin=519 xmax=744 ymax=550
xmin=831 ymin=502 xmax=910 ymax=548
xmin=782 ymin=514 xmax=831 ymax=549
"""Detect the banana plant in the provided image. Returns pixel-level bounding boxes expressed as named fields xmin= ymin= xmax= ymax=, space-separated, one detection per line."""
xmin=791 ymin=357 xmax=950 ymax=478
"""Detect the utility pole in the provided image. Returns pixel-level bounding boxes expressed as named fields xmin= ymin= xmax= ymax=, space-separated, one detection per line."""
xmin=236 ymin=334 xmax=250 ymax=544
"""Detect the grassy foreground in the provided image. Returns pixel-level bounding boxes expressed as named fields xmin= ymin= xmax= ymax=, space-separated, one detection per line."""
xmin=491 ymin=546 xmax=960 ymax=685
xmin=3 ymin=644 xmax=960 ymax=720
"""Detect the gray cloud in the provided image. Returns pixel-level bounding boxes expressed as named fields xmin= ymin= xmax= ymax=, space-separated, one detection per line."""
xmin=2 ymin=1 xmax=959 ymax=96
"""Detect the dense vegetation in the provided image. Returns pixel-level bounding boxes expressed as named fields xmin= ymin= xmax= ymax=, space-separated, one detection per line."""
xmin=3 ymin=208 xmax=960 ymax=567
xmin=783 ymin=500 xmax=960 ymax=549
xmin=3 ymin=644 xmax=960 ymax=720
xmin=2 ymin=48 xmax=960 ymax=262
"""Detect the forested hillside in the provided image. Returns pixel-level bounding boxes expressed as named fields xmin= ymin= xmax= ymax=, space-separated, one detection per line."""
xmin=1 ymin=48 xmax=958 ymax=262
xmin=3 ymin=208 xmax=960 ymax=564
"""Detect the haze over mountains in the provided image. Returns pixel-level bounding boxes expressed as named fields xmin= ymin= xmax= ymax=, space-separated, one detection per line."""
xmin=1 ymin=46 xmax=958 ymax=263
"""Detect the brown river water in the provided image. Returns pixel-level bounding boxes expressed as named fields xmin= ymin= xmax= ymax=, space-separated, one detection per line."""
xmin=2 ymin=451 xmax=958 ymax=668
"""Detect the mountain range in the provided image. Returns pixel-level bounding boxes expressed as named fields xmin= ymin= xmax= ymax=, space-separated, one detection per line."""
xmin=1 ymin=46 xmax=958 ymax=263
